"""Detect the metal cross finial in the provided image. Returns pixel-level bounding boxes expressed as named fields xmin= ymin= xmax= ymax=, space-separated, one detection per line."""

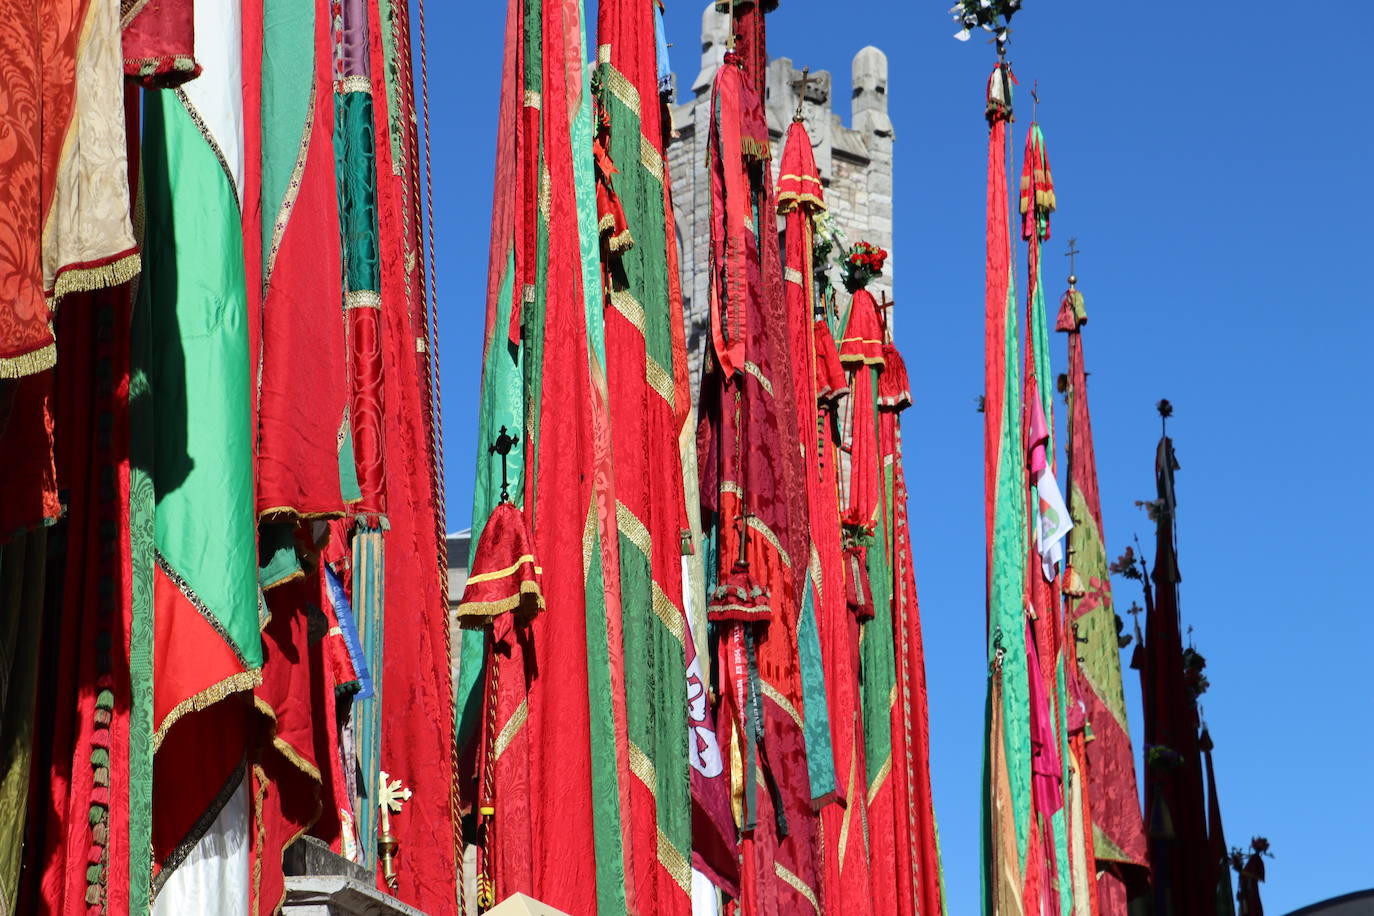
xmin=791 ymin=66 xmax=820 ymax=120
xmin=735 ymin=507 xmax=754 ymax=566
xmin=1031 ymin=79 xmax=1039 ymax=121
xmin=489 ymin=425 xmax=519 ymax=504
xmin=1065 ymin=237 xmax=1080 ymax=287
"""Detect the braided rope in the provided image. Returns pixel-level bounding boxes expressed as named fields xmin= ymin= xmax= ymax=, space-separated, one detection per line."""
xmin=397 ymin=0 xmax=463 ymax=908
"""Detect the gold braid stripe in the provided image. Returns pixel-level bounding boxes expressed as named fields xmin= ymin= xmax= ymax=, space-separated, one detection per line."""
xmin=748 ymin=515 xmax=792 ymax=569
xmin=646 ymin=356 xmax=675 ymax=407
xmin=775 ymin=862 xmax=821 ymax=914
xmin=651 ymin=582 xmax=686 ymax=647
xmin=609 ymin=288 xmax=647 ymax=333
xmin=784 ymin=266 xmax=805 ymax=286
xmin=597 ymin=43 xmax=611 ymax=65
xmin=523 ymin=90 xmax=541 ymax=110
xmin=658 ymin=828 xmax=692 ymax=895
xmin=266 ymin=81 xmax=317 ymax=282
xmin=252 ymin=696 xmax=323 ymax=783
xmin=601 ymin=65 xmax=640 ymax=120
xmin=808 ymin=544 xmax=824 ymax=607
xmin=640 ymin=135 xmax=664 ymax=184
xmin=339 ymin=75 xmax=372 ymax=95
xmin=538 ymin=159 xmax=552 ymax=226
xmin=494 ymin=697 xmax=529 ymax=761
xmin=743 ymin=360 xmax=773 ymax=396
xmin=866 ymin=754 xmax=892 ymax=806
xmin=628 ymin=741 xmax=656 ymax=792
xmin=720 ymin=480 xmax=743 ymax=500
xmin=583 ymin=503 xmax=598 ymax=578
xmin=837 ymin=743 xmax=857 ymax=865
xmin=616 ymin=501 xmax=651 ymax=559
xmin=344 ymin=289 xmax=382 ymax=310
xmin=464 ymin=554 xmax=539 ymax=586
xmin=760 ymin=680 xmax=802 ymax=732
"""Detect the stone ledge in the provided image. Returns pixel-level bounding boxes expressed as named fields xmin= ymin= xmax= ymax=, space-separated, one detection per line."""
xmin=282 ymin=875 xmax=430 ymax=916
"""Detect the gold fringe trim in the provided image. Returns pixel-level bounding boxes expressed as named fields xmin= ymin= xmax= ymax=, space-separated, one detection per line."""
xmin=120 ymin=0 xmax=150 ymax=26
xmin=776 ymin=191 xmax=826 ymax=213
xmin=607 ymin=229 xmax=635 ymax=253
xmin=261 ymin=567 xmax=304 ymax=591
xmin=0 ymin=340 xmax=57 ymax=379
xmin=152 ymin=668 xmax=263 ymax=753
xmin=598 ymin=213 xmax=616 ymax=233
xmin=455 ymin=581 xmax=544 ymax=620
xmin=523 ymin=90 xmax=542 ymax=110
xmin=251 ymin=764 xmax=268 ymax=914
xmin=257 ymin=506 xmax=345 ymax=522
xmin=252 ymin=695 xmax=323 ymax=783
xmin=740 ymin=135 xmax=772 ymax=162
xmin=46 ymin=250 xmax=141 ymax=308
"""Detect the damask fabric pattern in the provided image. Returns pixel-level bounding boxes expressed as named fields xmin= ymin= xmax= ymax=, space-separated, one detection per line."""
xmin=0 ymin=0 xmax=138 ymax=379
xmin=1056 ymin=289 xmax=1150 ymax=912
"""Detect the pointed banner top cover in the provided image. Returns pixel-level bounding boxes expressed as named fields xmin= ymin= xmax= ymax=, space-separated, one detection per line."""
xmin=1020 ymin=123 xmax=1055 ymax=240
xmin=776 ymin=120 xmax=825 ymax=214
xmin=456 ymin=502 xmax=545 ymax=622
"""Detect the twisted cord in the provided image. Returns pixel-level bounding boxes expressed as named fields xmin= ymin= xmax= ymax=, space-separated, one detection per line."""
xmin=397 ymin=0 xmax=463 ymax=907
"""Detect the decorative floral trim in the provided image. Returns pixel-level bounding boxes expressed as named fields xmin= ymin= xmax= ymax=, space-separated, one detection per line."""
xmin=123 ymin=55 xmax=202 ymax=89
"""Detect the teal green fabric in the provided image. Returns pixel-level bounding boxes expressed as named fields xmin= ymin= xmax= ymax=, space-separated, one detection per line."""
xmin=797 ymin=576 xmax=837 ymax=802
xmin=261 ymin=0 xmax=315 ymax=271
xmin=141 ymin=90 xmax=262 ymax=669
xmin=334 ymin=91 xmax=382 ymax=298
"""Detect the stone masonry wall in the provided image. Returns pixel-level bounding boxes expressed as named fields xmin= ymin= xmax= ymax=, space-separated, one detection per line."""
xmin=667 ymin=3 xmax=895 ymax=397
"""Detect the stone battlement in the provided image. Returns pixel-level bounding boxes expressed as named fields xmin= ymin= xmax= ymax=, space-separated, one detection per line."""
xmin=667 ymin=3 xmax=895 ymax=394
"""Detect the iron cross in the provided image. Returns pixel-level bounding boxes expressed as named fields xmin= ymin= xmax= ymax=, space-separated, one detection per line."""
xmin=791 ymin=67 xmax=822 ymax=120
xmin=1065 ymin=236 xmax=1081 ymax=282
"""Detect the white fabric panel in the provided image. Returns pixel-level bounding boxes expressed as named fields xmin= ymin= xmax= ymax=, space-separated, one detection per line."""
xmin=182 ymin=0 xmax=244 ymax=204
xmin=152 ymin=777 xmax=250 ymax=916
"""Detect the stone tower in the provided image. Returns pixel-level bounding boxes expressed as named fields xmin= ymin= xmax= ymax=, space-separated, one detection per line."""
xmin=666 ymin=4 xmax=895 ymax=393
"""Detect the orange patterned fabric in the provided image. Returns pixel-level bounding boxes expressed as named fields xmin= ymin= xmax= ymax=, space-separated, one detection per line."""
xmin=0 ymin=0 xmax=137 ymax=379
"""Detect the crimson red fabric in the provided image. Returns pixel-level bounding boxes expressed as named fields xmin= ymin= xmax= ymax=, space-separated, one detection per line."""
xmin=254 ymin=0 xmax=348 ymax=521
xmin=367 ymin=0 xmax=459 ymax=906
xmin=19 ymin=287 xmax=140 ymax=914
xmin=121 ymin=0 xmax=201 ymax=88
xmin=456 ymin=501 xmax=544 ymax=622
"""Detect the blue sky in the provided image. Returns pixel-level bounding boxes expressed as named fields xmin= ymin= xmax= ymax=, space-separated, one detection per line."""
xmin=421 ymin=2 xmax=1372 ymax=911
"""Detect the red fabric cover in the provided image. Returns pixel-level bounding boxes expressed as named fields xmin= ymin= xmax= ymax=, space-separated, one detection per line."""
xmin=251 ymin=570 xmax=333 ymax=916
xmin=346 ymin=302 xmax=387 ymax=517
xmin=877 ymin=342 xmax=911 ymax=411
xmin=457 ymin=501 xmax=544 ymax=621
xmin=368 ymin=0 xmax=459 ymax=906
xmin=838 ymin=289 xmax=885 ymax=367
xmin=776 ymin=121 xmax=825 ymax=215
xmin=1019 ymin=124 xmax=1055 ymax=242
xmin=121 ymin=0 xmax=201 ymax=88
xmin=813 ymin=321 xmax=848 ymax=404
xmin=700 ymin=41 xmax=822 ymax=914
xmin=254 ymin=0 xmax=348 ymax=521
